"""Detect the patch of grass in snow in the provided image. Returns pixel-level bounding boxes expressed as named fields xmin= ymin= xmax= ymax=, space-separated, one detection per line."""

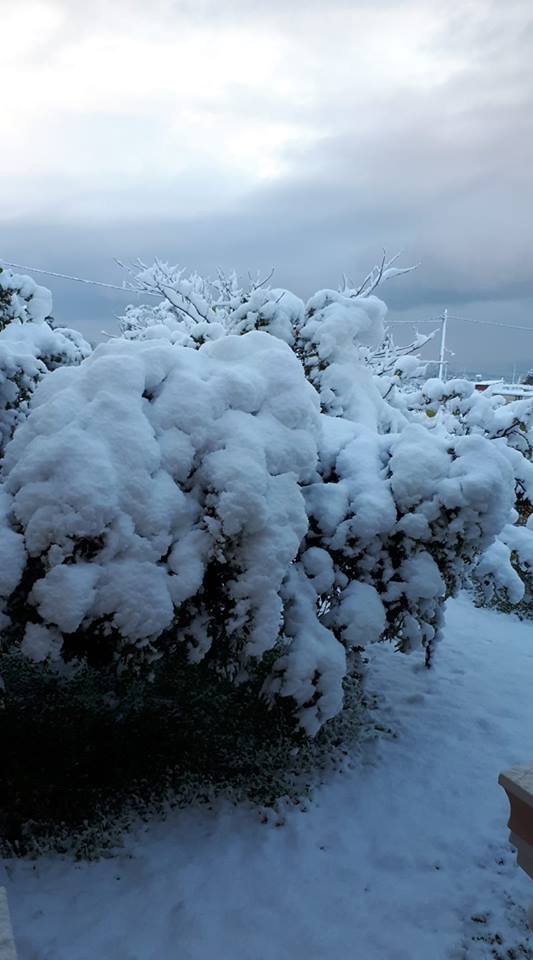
xmin=471 ymin=586 xmax=533 ymax=624
xmin=453 ymin=886 xmax=533 ymax=959
xmin=0 ymin=650 xmax=367 ymax=859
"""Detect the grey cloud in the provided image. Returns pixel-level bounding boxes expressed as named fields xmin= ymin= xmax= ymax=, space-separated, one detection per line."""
xmin=3 ymin=0 xmax=533 ymax=374
xmin=5 ymin=204 xmax=533 ymax=378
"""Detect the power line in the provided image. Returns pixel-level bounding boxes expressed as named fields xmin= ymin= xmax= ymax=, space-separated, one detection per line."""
xmin=2 ymin=258 xmax=533 ymax=333
xmin=388 ymin=314 xmax=533 ymax=333
xmin=447 ymin=314 xmax=533 ymax=332
xmin=0 ymin=259 xmax=155 ymax=296
xmin=387 ymin=318 xmax=442 ymax=324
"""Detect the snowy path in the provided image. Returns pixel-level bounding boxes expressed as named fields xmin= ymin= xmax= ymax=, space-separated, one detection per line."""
xmin=4 ymin=596 xmax=533 ymax=959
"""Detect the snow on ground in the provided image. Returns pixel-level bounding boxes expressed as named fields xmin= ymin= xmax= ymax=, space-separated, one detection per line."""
xmin=3 ymin=595 xmax=533 ymax=960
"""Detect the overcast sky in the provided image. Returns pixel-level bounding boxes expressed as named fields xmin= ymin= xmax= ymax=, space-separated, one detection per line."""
xmin=2 ymin=0 xmax=533 ymax=374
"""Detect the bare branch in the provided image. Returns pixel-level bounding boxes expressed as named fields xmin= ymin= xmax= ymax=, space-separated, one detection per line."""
xmin=350 ymin=251 xmax=419 ymax=298
xmin=251 ymin=267 xmax=275 ymax=291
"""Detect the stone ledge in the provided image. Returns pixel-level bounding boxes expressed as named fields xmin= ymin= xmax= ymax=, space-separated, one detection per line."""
xmin=499 ymin=765 xmax=533 ymax=811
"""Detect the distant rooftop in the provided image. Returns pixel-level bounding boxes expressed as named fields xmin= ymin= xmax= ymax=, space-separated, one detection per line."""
xmin=474 ymin=380 xmax=533 ymax=398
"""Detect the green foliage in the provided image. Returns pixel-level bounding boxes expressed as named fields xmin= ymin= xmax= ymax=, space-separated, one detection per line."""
xmin=0 ymin=648 xmax=365 ymax=858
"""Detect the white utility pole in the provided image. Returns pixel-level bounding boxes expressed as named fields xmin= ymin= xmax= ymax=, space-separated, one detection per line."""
xmin=438 ymin=308 xmax=448 ymax=381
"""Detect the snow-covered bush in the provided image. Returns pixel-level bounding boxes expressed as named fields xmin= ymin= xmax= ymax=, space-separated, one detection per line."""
xmin=117 ymin=259 xmax=303 ymax=350
xmin=471 ymin=518 xmax=533 ymax=617
xmin=0 ymin=268 xmax=92 ymax=455
xmin=1 ymin=333 xmax=335 ymax=725
xmin=290 ymin=298 xmax=514 ymax=672
xmin=389 ymin=377 xmax=533 ymax=612
xmin=0 ymin=342 xmax=44 ymax=455
xmin=1 ymin=259 xmax=519 ymax=735
xmin=0 ymin=318 xmax=91 ymax=371
xmin=0 ymin=267 xmax=53 ymax=329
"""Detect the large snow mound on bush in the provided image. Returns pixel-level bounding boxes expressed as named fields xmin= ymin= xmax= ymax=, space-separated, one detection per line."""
xmin=3 ymin=332 xmax=325 ymax=693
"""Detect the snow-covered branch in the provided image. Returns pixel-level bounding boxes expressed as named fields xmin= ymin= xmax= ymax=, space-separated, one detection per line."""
xmin=342 ymin=251 xmax=419 ymax=299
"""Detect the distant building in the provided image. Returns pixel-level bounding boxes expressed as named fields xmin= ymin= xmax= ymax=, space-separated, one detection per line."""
xmin=474 ymin=380 xmax=533 ymax=402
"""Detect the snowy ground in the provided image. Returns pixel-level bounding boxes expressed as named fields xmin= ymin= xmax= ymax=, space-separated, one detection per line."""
xmin=3 ymin=595 xmax=533 ymax=960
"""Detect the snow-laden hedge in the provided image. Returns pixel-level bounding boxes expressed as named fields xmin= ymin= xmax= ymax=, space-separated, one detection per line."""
xmin=1 ymin=260 xmax=521 ymax=734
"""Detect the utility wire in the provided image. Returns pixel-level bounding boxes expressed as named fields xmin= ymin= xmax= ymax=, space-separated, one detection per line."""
xmin=0 ymin=259 xmax=154 ymax=296
xmin=387 ymin=318 xmax=442 ymax=324
xmin=2 ymin=258 xmax=533 ymax=332
xmin=446 ymin=314 xmax=533 ymax=332
xmin=388 ymin=316 xmax=533 ymax=332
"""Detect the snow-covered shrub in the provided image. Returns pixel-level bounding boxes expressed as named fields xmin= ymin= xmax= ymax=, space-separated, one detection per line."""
xmin=287 ymin=294 xmax=514 ymax=672
xmin=1 ymin=255 xmax=521 ymax=736
xmin=0 ymin=267 xmax=53 ymax=329
xmin=1 ymin=333 xmax=337 ymax=726
xmin=472 ymin=518 xmax=533 ymax=616
xmin=0 ymin=268 xmax=92 ymax=455
xmin=302 ymin=422 xmax=513 ymax=664
xmin=119 ymin=298 xmax=227 ymax=347
xmin=501 ymin=520 xmax=533 ymax=616
xmin=0 ymin=342 xmax=44 ymax=455
xmin=224 ymin=287 xmax=303 ymax=344
xmin=404 ymin=377 xmax=533 ymax=469
xmin=391 ymin=377 xmax=533 ymax=613
xmin=294 ymin=290 xmax=388 ymax=420
xmin=0 ymin=318 xmax=91 ymax=371
xmin=118 ymin=258 xmax=305 ymax=346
